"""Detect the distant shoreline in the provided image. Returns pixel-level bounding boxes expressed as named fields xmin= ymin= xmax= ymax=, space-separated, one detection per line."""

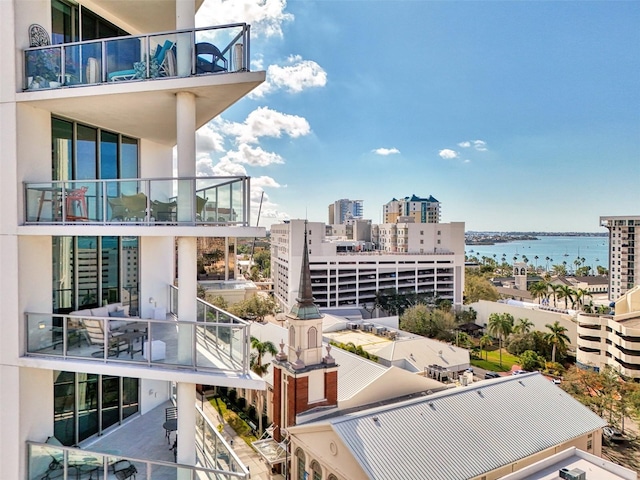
xmin=465 ymin=232 xmax=607 ymax=246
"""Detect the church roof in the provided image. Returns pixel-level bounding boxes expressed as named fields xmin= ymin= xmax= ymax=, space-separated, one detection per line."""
xmin=297 ymin=373 xmax=606 ymax=480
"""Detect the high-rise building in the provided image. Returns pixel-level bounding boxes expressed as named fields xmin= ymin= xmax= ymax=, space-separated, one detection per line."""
xmin=1 ymin=3 xmax=266 ymax=478
xmin=383 ymin=194 xmax=441 ymax=224
xmin=271 ymin=219 xmax=465 ymax=310
xmin=600 ymin=215 xmax=640 ymax=301
xmin=328 ymin=198 xmax=363 ymax=224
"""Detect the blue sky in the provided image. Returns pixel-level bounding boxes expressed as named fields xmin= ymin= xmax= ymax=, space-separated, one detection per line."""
xmin=196 ymin=0 xmax=640 ymax=232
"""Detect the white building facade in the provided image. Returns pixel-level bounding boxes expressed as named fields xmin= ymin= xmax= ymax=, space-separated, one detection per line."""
xmin=601 ymin=215 xmax=639 ymax=301
xmin=271 ymin=220 xmax=465 ymax=310
xmin=382 ymin=194 xmax=441 ymax=224
xmin=1 ymin=1 xmax=265 ymax=478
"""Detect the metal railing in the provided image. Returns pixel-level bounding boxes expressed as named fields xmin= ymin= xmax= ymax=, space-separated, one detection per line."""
xmin=27 ymin=441 xmax=248 ymax=480
xmin=24 ymin=176 xmax=250 ymax=226
xmin=25 ymin=310 xmax=249 ymax=374
xmin=24 ymin=23 xmax=250 ymax=90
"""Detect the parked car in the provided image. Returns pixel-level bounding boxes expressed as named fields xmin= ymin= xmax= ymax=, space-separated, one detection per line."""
xmin=550 ymin=378 xmax=562 ymax=384
xmin=603 ymin=426 xmax=624 ymax=442
xmin=484 ymin=371 xmax=501 ymax=379
xmin=512 ymin=370 xmax=527 ymax=375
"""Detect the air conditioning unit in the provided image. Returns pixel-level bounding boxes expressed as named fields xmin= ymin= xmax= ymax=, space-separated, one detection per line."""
xmin=347 ymin=323 xmax=358 ymax=330
xmin=559 ymin=468 xmax=586 ymax=480
xmin=362 ymin=323 xmax=373 ymax=332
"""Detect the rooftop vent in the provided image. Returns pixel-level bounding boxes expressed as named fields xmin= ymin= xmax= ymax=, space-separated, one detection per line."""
xmin=559 ymin=468 xmax=586 ymax=480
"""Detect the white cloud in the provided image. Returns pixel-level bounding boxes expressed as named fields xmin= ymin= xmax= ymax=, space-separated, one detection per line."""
xmin=252 ymin=176 xmax=283 ymax=189
xmin=438 ymin=149 xmax=459 ymax=160
xmin=210 ymin=159 xmax=248 ymax=177
xmin=473 ymin=140 xmax=488 ymax=151
xmin=196 ymin=0 xmax=293 ymax=38
xmin=373 ymin=147 xmax=400 ymax=156
xmin=219 ymin=107 xmax=311 ymax=144
xmin=457 ymin=139 xmax=488 ymax=151
xmin=250 ymin=55 xmax=327 ymax=98
xmin=196 ymin=126 xmax=225 ymax=153
xmin=463 ymin=159 xmax=471 ymax=164
xmin=222 ymin=144 xmax=285 ymax=166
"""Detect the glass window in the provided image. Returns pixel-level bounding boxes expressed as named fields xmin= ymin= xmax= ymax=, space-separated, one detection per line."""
xmin=54 ymin=371 xmax=139 ymax=446
xmin=102 ymin=236 xmax=119 ymax=305
xmin=76 ymin=124 xmax=97 ymax=180
xmin=296 ymin=449 xmax=306 ymax=480
xmin=52 ymin=118 xmax=73 ymax=181
xmin=51 ymin=0 xmax=78 ymax=44
xmin=77 ymin=373 xmax=99 ymax=442
xmin=53 ymin=236 xmax=74 ymax=312
xmin=311 ymin=461 xmax=322 ymax=480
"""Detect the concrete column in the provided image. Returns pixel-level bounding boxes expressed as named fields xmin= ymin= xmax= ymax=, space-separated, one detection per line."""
xmin=174 ymin=58 xmax=197 ymax=471
xmin=175 ymin=0 xmax=195 ymax=77
xmin=176 ymin=382 xmax=196 ymax=466
xmin=176 ymin=91 xmax=196 ymax=222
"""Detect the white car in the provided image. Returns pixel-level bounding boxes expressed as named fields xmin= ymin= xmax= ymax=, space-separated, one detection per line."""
xmin=602 ymin=426 xmax=624 ymax=442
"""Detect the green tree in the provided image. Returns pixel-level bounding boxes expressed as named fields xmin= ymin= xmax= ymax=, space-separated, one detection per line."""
xmin=249 ymin=337 xmax=277 ymax=435
xmin=528 ymin=281 xmax=549 ymax=304
xmin=399 ymin=304 xmax=430 ymax=337
xmin=464 ymin=273 xmax=500 ymax=304
xmin=513 ymin=318 xmax=534 ymax=335
xmin=544 ymin=321 xmax=570 ymax=363
xmin=552 ymin=264 xmax=567 ymax=276
xmin=548 ymin=283 xmax=561 ymax=307
xmin=557 ymin=285 xmax=575 ymax=310
xmin=519 ymin=350 xmax=545 ymax=371
xmin=487 ymin=313 xmax=514 ymax=367
xmin=479 ymin=334 xmax=492 ymax=361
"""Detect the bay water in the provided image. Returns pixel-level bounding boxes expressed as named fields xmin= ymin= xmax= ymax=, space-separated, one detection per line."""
xmin=465 ymin=235 xmax=609 ymax=272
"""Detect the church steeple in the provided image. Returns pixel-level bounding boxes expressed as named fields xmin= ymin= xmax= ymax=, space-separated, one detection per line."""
xmin=287 ymin=221 xmax=322 ymax=321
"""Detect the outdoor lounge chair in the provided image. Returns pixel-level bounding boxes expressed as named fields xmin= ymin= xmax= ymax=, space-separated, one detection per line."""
xmin=195 ymin=42 xmax=227 ymax=74
xmin=82 ymin=318 xmax=128 ymax=357
xmin=108 ymin=40 xmax=175 ymax=81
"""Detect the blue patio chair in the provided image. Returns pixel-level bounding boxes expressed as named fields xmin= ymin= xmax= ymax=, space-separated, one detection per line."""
xmin=195 ymin=42 xmax=227 ymax=74
xmin=108 ymin=40 xmax=174 ymax=81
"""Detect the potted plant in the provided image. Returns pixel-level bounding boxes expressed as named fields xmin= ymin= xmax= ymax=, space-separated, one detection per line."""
xmin=26 ymin=47 xmax=61 ymax=88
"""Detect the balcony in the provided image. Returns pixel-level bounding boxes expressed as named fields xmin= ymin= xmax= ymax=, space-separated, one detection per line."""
xmin=20 ymin=25 xmax=265 ymax=145
xmin=24 ymin=294 xmax=257 ymax=385
xmin=27 ymin=402 xmax=248 ymax=479
xmin=24 ymin=176 xmax=251 ymax=230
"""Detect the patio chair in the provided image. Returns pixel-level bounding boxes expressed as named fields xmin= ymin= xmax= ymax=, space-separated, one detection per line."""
xmin=195 ymin=42 xmax=228 ymax=74
xmin=108 ymin=40 xmax=175 ymax=81
xmin=112 ymin=460 xmax=137 ymax=480
xmin=196 ymin=195 xmax=207 ymax=221
xmin=108 ymin=196 xmax=127 ymax=221
xmin=121 ymin=193 xmax=148 ymax=221
xmin=65 ymin=186 xmax=88 ymax=221
xmin=151 ymin=199 xmax=177 ymax=221
xmin=164 ymin=406 xmax=178 ymax=444
xmin=82 ymin=318 xmax=128 ymax=357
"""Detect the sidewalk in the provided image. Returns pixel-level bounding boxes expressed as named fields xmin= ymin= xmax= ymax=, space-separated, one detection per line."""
xmin=199 ymin=394 xmax=274 ymax=480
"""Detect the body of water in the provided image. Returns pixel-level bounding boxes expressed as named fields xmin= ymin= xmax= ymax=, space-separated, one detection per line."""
xmin=466 ymin=235 xmax=609 ymax=272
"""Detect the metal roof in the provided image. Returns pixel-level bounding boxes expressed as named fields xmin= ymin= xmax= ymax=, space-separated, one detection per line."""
xmin=328 ymin=373 xmax=606 ymax=480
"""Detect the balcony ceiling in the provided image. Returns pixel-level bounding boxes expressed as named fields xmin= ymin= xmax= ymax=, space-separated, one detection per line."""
xmin=81 ymin=0 xmax=205 ymax=33
xmin=18 ymin=71 xmax=265 ymax=146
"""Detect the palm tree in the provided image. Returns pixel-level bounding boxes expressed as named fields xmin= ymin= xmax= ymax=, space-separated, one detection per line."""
xmin=528 ymin=281 xmax=548 ymax=304
xmin=250 ymin=336 xmax=278 ymax=434
xmin=544 ymin=321 xmax=570 ymax=363
xmin=513 ymin=318 xmax=534 ymax=335
xmin=545 ymin=256 xmax=550 ymax=272
xmin=479 ymin=334 xmax=492 ymax=361
xmin=534 ymin=255 xmax=539 ymax=272
xmin=487 ymin=313 xmax=514 ymax=368
xmin=574 ymin=288 xmax=591 ymax=310
xmin=548 ymin=283 xmax=561 ymax=307
xmin=557 ymin=285 xmax=574 ymax=310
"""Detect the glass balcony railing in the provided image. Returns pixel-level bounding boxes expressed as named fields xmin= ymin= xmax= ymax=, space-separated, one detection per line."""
xmin=24 ymin=176 xmax=250 ymax=226
xmin=24 ymin=24 xmax=250 ymax=90
xmin=27 ymin=442 xmax=248 ymax=480
xmin=196 ymin=405 xmax=248 ymax=475
xmin=25 ymin=308 xmax=250 ymax=375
